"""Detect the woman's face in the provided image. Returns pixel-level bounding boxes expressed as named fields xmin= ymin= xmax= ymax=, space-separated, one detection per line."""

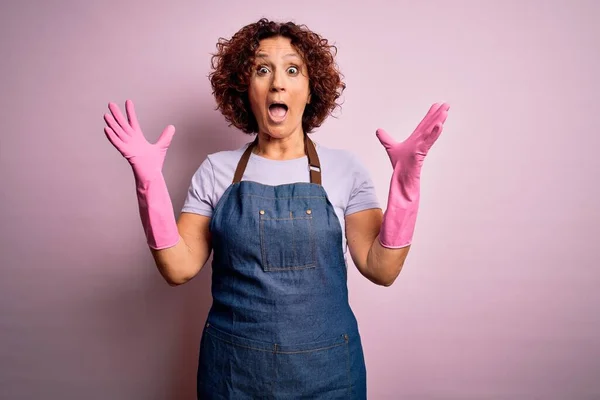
xmin=248 ymin=36 xmax=311 ymax=140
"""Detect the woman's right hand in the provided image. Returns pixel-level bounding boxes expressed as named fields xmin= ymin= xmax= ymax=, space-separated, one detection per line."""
xmin=102 ymin=99 xmax=181 ymax=251
xmin=103 ymin=99 xmax=175 ymax=184
xmin=102 ymin=99 xmax=211 ymax=283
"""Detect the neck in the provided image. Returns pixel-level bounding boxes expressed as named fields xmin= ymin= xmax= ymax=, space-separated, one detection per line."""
xmin=253 ymin=131 xmax=306 ymax=160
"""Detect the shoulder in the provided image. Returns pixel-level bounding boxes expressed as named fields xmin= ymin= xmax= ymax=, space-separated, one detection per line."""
xmin=205 ymin=141 xmax=251 ymax=167
xmin=314 ymin=141 xmax=361 ymax=165
xmin=190 ymin=141 xmax=252 ymax=176
xmin=313 ymin=140 xmax=370 ymax=175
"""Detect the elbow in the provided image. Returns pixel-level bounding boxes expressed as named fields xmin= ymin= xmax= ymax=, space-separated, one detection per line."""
xmin=377 ymin=275 xmax=398 ymax=287
xmin=165 ymin=278 xmax=186 ymax=287
xmin=364 ymin=242 xmax=408 ymax=287
xmin=159 ymin=269 xmax=195 ymax=287
xmin=370 ymin=266 xmax=402 ymax=287
xmin=365 ymin=271 xmax=399 ymax=287
xmin=380 ymin=280 xmax=394 ymax=287
xmin=164 ymin=275 xmax=192 ymax=287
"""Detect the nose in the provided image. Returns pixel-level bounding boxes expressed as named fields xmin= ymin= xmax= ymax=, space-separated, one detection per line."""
xmin=270 ymin=70 xmax=286 ymax=92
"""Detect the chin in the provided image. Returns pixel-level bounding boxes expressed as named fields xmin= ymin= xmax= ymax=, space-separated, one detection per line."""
xmin=261 ymin=123 xmax=299 ymax=139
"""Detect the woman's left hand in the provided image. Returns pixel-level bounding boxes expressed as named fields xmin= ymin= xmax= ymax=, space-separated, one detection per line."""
xmin=375 ymin=102 xmax=450 ymax=249
xmin=376 ymin=102 xmax=450 ymax=181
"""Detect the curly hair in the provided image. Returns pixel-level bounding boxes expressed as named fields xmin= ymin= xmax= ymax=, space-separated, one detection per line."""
xmin=209 ymin=18 xmax=345 ymax=134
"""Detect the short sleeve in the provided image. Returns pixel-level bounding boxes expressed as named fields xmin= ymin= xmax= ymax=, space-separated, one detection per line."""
xmin=345 ymin=155 xmax=381 ymax=216
xmin=180 ymin=157 xmax=215 ymax=217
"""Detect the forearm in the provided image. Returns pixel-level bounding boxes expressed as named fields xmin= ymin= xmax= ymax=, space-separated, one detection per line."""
xmin=150 ymin=238 xmax=195 ymax=286
xmin=135 ymin=177 xmax=197 ymax=285
xmin=150 ymin=218 xmax=213 ymax=286
xmin=365 ymin=235 xmax=410 ymax=286
xmin=364 ymin=177 xmax=418 ymax=286
xmin=153 ymin=211 xmax=215 ymax=286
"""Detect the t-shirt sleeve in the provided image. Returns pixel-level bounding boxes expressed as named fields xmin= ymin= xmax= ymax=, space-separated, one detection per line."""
xmin=180 ymin=157 xmax=215 ymax=217
xmin=345 ymin=154 xmax=381 ymax=216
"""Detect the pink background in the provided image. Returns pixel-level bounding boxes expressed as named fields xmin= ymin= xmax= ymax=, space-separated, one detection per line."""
xmin=1 ymin=0 xmax=599 ymax=399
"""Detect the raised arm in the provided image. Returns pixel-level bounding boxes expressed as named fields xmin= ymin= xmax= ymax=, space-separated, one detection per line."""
xmin=347 ymin=103 xmax=450 ymax=286
xmin=103 ymin=99 xmax=211 ymax=285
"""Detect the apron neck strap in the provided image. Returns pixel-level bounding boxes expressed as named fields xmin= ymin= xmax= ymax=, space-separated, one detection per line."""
xmin=232 ymin=134 xmax=322 ymax=185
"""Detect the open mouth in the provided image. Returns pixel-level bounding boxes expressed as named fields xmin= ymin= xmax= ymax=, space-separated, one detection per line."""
xmin=268 ymin=102 xmax=288 ymax=122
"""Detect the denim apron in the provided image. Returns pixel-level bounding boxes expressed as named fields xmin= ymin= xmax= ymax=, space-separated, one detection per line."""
xmin=197 ymin=136 xmax=367 ymax=399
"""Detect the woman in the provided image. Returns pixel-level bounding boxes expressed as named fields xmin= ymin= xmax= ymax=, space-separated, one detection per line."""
xmin=103 ymin=18 xmax=449 ymax=400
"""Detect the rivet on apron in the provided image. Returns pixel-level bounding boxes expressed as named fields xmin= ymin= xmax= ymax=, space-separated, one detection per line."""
xmin=306 ymin=209 xmax=312 ymax=215
xmin=259 ymin=210 xmax=265 ymax=215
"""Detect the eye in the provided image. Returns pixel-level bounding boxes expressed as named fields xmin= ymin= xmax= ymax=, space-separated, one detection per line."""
xmin=287 ymin=66 xmax=299 ymax=75
xmin=256 ymin=66 xmax=270 ymax=76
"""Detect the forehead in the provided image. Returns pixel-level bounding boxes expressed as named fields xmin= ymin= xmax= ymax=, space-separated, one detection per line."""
xmin=255 ymin=36 xmax=302 ymax=59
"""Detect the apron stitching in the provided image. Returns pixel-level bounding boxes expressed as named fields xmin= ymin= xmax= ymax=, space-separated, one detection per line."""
xmin=260 ymin=217 xmax=312 ymax=221
xmin=291 ymin=212 xmax=298 ymax=265
xmin=310 ymin=211 xmax=317 ymax=269
xmin=204 ymin=330 xmax=273 ymax=353
xmin=275 ymin=343 xmax=346 ymax=354
xmin=242 ymin=194 xmax=327 ymax=200
xmin=264 ymin=264 xmax=316 ymax=271
xmin=259 ymin=218 xmax=266 ymax=269
xmin=346 ymin=334 xmax=352 ymax=396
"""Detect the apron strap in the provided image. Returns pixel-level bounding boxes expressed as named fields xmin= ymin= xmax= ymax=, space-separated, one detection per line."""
xmin=232 ymin=136 xmax=257 ymax=184
xmin=304 ymin=135 xmax=322 ymax=185
xmin=232 ymin=135 xmax=322 ymax=185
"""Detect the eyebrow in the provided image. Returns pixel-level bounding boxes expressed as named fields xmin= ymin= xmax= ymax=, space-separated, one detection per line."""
xmin=255 ymin=52 xmax=302 ymax=60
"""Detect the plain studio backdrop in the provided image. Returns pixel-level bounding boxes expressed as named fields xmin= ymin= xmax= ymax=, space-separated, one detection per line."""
xmin=1 ymin=0 xmax=598 ymax=399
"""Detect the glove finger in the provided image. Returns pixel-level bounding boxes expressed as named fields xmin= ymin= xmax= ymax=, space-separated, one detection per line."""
xmin=375 ymin=128 xmax=396 ymax=150
xmin=104 ymin=113 xmax=129 ymax=142
xmin=104 ymin=127 xmax=127 ymax=156
xmin=108 ymin=102 xmax=132 ymax=134
xmin=125 ymin=99 xmax=141 ymax=131
xmin=415 ymin=102 xmax=443 ymax=132
xmin=416 ymin=102 xmax=449 ymax=138
xmin=424 ymin=122 xmax=444 ymax=148
xmin=432 ymin=103 xmax=450 ymax=125
xmin=156 ymin=125 xmax=176 ymax=149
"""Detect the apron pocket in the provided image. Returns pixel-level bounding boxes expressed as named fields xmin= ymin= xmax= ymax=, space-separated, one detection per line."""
xmin=198 ymin=324 xmax=275 ymax=399
xmin=259 ymin=209 xmax=316 ymax=271
xmin=273 ymin=333 xmax=352 ymax=398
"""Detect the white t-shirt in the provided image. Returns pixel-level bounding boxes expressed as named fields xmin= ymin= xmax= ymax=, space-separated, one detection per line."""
xmin=181 ymin=140 xmax=381 ymax=255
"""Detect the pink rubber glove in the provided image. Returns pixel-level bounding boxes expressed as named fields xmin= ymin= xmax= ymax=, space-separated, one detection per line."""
xmin=103 ymin=100 xmax=180 ymax=250
xmin=376 ymin=102 xmax=450 ymax=248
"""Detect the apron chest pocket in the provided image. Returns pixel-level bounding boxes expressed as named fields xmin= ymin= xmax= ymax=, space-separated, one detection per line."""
xmin=259 ymin=208 xmax=317 ymax=271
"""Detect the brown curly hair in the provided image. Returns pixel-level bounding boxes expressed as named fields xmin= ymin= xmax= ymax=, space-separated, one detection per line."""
xmin=209 ymin=18 xmax=345 ymax=134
